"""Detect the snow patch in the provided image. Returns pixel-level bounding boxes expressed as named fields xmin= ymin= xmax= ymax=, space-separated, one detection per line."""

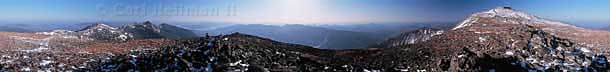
xmin=364 ymin=69 xmax=381 ymax=72
xmin=39 ymin=60 xmax=54 ymax=66
xmin=229 ymin=60 xmax=242 ymax=66
xmin=416 ymin=69 xmax=426 ymax=72
xmin=505 ymin=51 xmax=514 ymax=55
xmin=452 ymin=17 xmax=479 ymax=30
xmin=579 ymin=47 xmax=591 ymax=53
xmin=431 ymin=31 xmax=444 ymax=36
xmin=20 ymin=47 xmax=49 ymax=52
xmin=21 ymin=67 xmax=31 ymax=71
xmin=130 ymin=55 xmax=138 ymax=58
xmin=118 ymin=35 xmax=129 ymax=41
xmin=229 ymin=60 xmax=250 ymax=67
xmin=478 ymin=37 xmax=487 ymax=42
xmin=458 ymin=55 xmax=466 ymax=58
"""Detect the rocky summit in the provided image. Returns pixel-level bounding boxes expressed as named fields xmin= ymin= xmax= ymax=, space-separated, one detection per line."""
xmin=403 ymin=7 xmax=610 ymax=71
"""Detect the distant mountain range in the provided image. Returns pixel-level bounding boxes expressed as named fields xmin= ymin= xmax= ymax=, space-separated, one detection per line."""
xmin=0 ymin=23 xmax=128 ymax=33
xmin=0 ymin=21 xmax=448 ymax=49
xmin=0 ymin=25 xmax=31 ymax=32
xmin=36 ymin=21 xmax=198 ymax=41
xmin=197 ymin=24 xmax=378 ymax=49
xmin=601 ymin=26 xmax=610 ymax=31
xmin=183 ymin=23 xmax=451 ymax=49
xmin=316 ymin=23 xmax=452 ymax=39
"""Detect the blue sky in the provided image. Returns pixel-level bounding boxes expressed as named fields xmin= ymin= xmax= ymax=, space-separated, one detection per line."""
xmin=0 ymin=0 xmax=608 ymax=27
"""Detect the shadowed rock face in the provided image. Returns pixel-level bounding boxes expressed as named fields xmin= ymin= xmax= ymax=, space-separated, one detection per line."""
xmin=371 ymin=28 xmax=443 ymax=48
xmin=121 ymin=21 xmax=164 ymax=39
xmin=120 ymin=21 xmax=198 ymax=39
xmin=158 ymin=23 xmax=199 ymax=39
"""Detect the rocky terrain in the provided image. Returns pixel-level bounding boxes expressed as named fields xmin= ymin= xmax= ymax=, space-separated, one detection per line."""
xmin=0 ymin=22 xmax=196 ymax=71
xmin=394 ymin=7 xmax=610 ymax=71
xmin=37 ymin=21 xmax=198 ymax=41
xmin=0 ymin=31 xmax=173 ymax=71
xmin=371 ymin=28 xmax=444 ymax=48
xmin=1 ymin=6 xmax=610 ymax=72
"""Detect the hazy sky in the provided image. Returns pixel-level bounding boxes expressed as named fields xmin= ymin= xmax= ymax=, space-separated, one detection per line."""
xmin=0 ymin=0 xmax=608 ymax=27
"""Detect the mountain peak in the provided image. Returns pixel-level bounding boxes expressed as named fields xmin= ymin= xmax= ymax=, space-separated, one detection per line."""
xmin=452 ymin=6 xmax=572 ymax=30
xmin=93 ymin=23 xmax=112 ymax=28
xmin=143 ymin=21 xmax=153 ymax=25
xmin=478 ymin=6 xmax=535 ymax=19
xmin=75 ymin=23 xmax=132 ymax=41
xmin=80 ymin=23 xmax=118 ymax=31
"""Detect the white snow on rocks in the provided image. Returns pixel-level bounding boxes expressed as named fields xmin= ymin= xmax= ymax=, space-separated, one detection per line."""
xmin=579 ymin=47 xmax=591 ymax=53
xmin=458 ymin=55 xmax=466 ymax=58
xmin=452 ymin=7 xmax=575 ymax=30
xmin=22 ymin=67 xmax=31 ymax=71
xmin=452 ymin=16 xmax=479 ymax=30
xmin=37 ymin=30 xmax=74 ymax=36
xmin=20 ymin=47 xmax=49 ymax=52
xmin=118 ymin=34 xmax=129 ymax=41
xmin=39 ymin=60 xmax=54 ymax=66
xmin=364 ymin=69 xmax=381 ymax=72
xmin=480 ymin=7 xmax=536 ymax=20
xmin=229 ymin=60 xmax=250 ymax=67
xmin=431 ymin=31 xmax=444 ymax=36
xmin=10 ymin=36 xmax=50 ymax=47
xmin=96 ymin=23 xmax=118 ymax=30
xmin=478 ymin=37 xmax=487 ymax=42
xmin=229 ymin=60 xmax=242 ymax=66
xmin=130 ymin=55 xmax=138 ymax=58
xmin=416 ymin=69 xmax=426 ymax=72
xmin=505 ymin=51 xmax=514 ymax=56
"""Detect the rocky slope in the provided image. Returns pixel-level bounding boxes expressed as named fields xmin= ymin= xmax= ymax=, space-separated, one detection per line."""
xmin=0 ymin=21 xmax=198 ymax=71
xmin=0 ymin=31 xmax=173 ymax=71
xmin=120 ymin=21 xmax=199 ymax=39
xmin=89 ymin=33 xmax=438 ymax=71
xmin=120 ymin=21 xmax=163 ymax=39
xmin=37 ymin=23 xmax=133 ymax=42
xmin=354 ymin=6 xmax=610 ymax=71
xmin=371 ymin=28 xmax=444 ymax=48
xmin=158 ymin=23 xmax=199 ymax=39
xmin=397 ymin=6 xmax=610 ymax=71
